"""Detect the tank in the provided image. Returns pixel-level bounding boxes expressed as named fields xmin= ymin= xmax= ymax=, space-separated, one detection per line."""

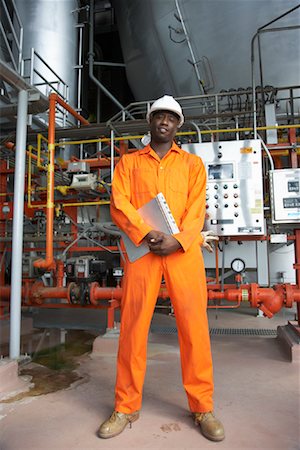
xmin=15 ymin=0 xmax=79 ymax=109
xmin=112 ymin=0 xmax=300 ymax=100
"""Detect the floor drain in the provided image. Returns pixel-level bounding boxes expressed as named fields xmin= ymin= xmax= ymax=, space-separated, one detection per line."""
xmin=150 ymin=326 xmax=277 ymax=336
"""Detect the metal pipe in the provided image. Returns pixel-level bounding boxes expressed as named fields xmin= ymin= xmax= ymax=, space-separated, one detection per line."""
xmin=2 ymin=282 xmax=300 ymax=316
xmin=110 ymin=129 xmax=114 ymax=179
xmin=258 ymin=134 xmax=275 ymax=170
xmin=93 ymin=61 xmax=126 ymax=67
xmin=77 ymin=24 xmax=83 ymax=113
xmin=55 ymin=94 xmax=89 ymax=125
xmin=34 ymin=93 xmax=89 ymax=270
xmin=189 ymin=121 xmax=201 ymax=143
xmin=9 ymin=89 xmax=28 ymax=360
xmin=33 ymin=94 xmax=56 ymax=270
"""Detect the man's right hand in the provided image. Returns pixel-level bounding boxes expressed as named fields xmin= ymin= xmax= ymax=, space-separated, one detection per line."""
xmin=144 ymin=230 xmax=182 ymax=256
xmin=144 ymin=230 xmax=164 ymax=246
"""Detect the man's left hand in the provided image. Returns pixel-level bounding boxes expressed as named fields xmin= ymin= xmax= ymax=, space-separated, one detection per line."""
xmin=201 ymin=230 xmax=219 ymax=252
xmin=148 ymin=234 xmax=182 ymax=256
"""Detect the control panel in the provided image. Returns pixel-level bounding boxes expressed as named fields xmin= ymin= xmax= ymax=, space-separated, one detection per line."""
xmin=270 ymin=168 xmax=300 ymax=223
xmin=182 ymin=139 xmax=265 ymax=236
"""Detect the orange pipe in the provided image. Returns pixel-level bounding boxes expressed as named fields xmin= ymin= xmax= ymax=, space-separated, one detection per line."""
xmin=5 ymin=141 xmax=40 ymax=162
xmin=34 ymin=94 xmax=56 ymax=270
xmin=1 ymin=281 xmax=300 ymax=316
xmin=55 ymin=94 xmax=90 ymax=126
xmin=34 ymin=94 xmax=90 ymax=270
xmin=89 ymin=282 xmax=123 ymax=305
xmin=56 ymin=260 xmax=64 ymax=288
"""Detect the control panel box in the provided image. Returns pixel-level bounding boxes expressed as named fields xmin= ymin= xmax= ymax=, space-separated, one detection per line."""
xmin=67 ymin=161 xmax=90 ymax=173
xmin=270 ymin=168 xmax=300 ymax=223
xmin=182 ymin=139 xmax=265 ymax=236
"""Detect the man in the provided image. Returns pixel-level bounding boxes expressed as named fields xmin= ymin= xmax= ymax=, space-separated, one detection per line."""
xmin=98 ymin=95 xmax=224 ymax=442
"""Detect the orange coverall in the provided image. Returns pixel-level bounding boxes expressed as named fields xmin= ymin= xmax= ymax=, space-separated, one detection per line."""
xmin=110 ymin=142 xmax=213 ymax=414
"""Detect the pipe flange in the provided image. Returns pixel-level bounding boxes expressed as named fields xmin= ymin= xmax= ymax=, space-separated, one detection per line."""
xmin=89 ymin=281 xmax=99 ymax=305
xmin=68 ymin=282 xmax=80 ymax=304
xmin=284 ymin=283 xmax=294 ymax=308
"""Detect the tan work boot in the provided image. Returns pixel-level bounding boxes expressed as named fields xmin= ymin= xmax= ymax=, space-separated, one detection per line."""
xmin=193 ymin=412 xmax=225 ymax=442
xmin=98 ymin=410 xmax=140 ymax=439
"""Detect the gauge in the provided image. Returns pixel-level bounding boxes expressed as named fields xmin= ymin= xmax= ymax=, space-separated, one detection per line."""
xmin=231 ymin=258 xmax=246 ymax=273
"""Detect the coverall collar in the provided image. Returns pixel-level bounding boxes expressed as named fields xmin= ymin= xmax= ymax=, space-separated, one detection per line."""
xmin=139 ymin=141 xmax=183 ymax=161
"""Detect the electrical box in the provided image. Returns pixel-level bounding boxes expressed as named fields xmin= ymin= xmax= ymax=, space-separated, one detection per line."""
xmin=70 ymin=173 xmax=97 ymax=190
xmin=67 ymin=161 xmax=90 ymax=173
xmin=270 ymin=168 xmax=300 ymax=223
xmin=182 ymin=139 xmax=265 ymax=236
xmin=66 ymin=256 xmax=107 ymax=281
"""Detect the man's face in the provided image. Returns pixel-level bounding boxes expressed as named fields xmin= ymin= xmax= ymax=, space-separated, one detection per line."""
xmin=150 ymin=110 xmax=180 ymax=143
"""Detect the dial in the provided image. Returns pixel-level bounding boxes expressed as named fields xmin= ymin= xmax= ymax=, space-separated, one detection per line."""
xmin=231 ymin=258 xmax=245 ymax=273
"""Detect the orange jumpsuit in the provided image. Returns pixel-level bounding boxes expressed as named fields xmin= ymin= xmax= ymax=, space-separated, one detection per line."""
xmin=110 ymin=142 xmax=213 ymax=414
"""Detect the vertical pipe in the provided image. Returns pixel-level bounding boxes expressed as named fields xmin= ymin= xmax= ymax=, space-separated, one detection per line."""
xmin=110 ymin=129 xmax=114 ymax=179
xmin=235 ymin=116 xmax=239 ymax=140
xmin=9 ymin=89 xmax=28 ymax=360
xmin=30 ymin=47 xmax=34 ymax=85
xmin=215 ymin=94 xmax=219 ymax=131
xmin=257 ymin=32 xmax=265 ymax=125
xmin=77 ymin=25 xmax=83 ymax=113
xmin=251 ymin=34 xmax=258 ymax=139
xmin=18 ymin=25 xmax=23 ymax=74
xmin=45 ymin=94 xmax=56 ymax=264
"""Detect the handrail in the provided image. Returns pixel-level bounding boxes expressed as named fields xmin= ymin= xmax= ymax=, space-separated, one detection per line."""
xmin=107 ymin=85 xmax=300 ymax=125
xmin=22 ymin=47 xmax=70 ymax=125
xmin=0 ymin=0 xmax=23 ymax=72
xmin=35 ymin=123 xmax=300 ymax=150
xmin=251 ymin=4 xmax=300 ymax=138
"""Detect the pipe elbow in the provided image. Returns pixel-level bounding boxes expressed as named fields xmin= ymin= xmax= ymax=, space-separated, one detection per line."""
xmin=33 ymin=258 xmax=55 ymax=270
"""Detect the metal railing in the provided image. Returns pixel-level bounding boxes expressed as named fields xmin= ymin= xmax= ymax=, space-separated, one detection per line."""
xmin=22 ymin=48 xmax=70 ymax=126
xmin=107 ymin=86 xmax=300 ymax=129
xmin=0 ymin=0 xmax=23 ymax=72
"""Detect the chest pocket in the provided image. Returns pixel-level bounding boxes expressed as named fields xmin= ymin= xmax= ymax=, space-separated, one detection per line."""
xmin=169 ymin=168 xmax=189 ymax=196
xmin=132 ymin=168 xmax=157 ymax=195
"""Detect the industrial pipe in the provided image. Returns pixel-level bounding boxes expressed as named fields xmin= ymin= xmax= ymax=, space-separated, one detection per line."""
xmin=1 ymin=282 xmax=300 ymax=317
xmin=9 ymin=89 xmax=28 ymax=360
xmin=34 ymin=93 xmax=89 ymax=270
xmin=89 ymin=282 xmax=122 ymax=305
xmin=33 ymin=94 xmax=56 ymax=270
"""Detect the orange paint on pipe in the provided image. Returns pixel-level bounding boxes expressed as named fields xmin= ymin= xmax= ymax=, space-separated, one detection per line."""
xmin=34 ymin=94 xmax=90 ymax=270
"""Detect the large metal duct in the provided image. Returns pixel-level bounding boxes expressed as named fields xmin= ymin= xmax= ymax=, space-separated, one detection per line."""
xmin=112 ymin=0 xmax=300 ymax=100
xmin=15 ymin=0 xmax=79 ymax=109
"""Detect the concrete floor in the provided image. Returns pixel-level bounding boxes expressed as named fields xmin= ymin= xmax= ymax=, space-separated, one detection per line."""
xmin=0 ymin=306 xmax=299 ymax=450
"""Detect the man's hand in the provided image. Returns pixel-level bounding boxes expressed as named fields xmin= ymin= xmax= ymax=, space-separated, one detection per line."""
xmin=201 ymin=230 xmax=219 ymax=253
xmin=144 ymin=231 xmax=182 ymax=256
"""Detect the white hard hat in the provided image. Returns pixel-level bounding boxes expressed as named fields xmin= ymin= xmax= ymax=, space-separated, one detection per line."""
xmin=146 ymin=95 xmax=184 ymax=128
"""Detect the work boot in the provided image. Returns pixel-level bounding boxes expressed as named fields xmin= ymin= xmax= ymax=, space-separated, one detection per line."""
xmin=98 ymin=410 xmax=140 ymax=439
xmin=193 ymin=412 xmax=225 ymax=442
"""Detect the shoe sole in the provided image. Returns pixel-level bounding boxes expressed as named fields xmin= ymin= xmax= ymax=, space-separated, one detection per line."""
xmin=98 ymin=413 xmax=139 ymax=439
xmin=201 ymin=431 xmax=225 ymax=442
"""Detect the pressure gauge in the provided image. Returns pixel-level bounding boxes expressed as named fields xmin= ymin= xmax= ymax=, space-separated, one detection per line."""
xmin=231 ymin=258 xmax=246 ymax=273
